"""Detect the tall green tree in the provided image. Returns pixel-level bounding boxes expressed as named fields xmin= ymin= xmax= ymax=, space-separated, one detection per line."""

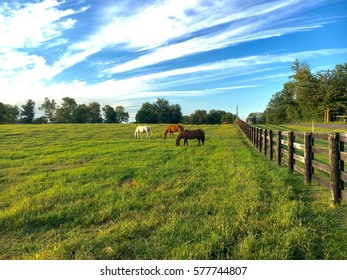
xmin=39 ymin=97 xmax=56 ymax=123
xmin=168 ymin=104 xmax=183 ymax=123
xmin=221 ymin=112 xmax=235 ymax=123
xmin=56 ymin=97 xmax=77 ymax=123
xmin=247 ymin=112 xmax=265 ymax=124
xmin=102 ymin=105 xmax=117 ymax=123
xmin=136 ymin=102 xmax=158 ymax=123
xmin=0 ymin=103 xmax=19 ymax=123
xmin=207 ymin=110 xmax=226 ymax=124
xmin=332 ymin=63 xmax=347 ymax=115
xmin=74 ymin=104 xmax=92 ymax=123
xmin=190 ymin=110 xmax=208 ymax=124
xmin=115 ymin=106 xmax=129 ymax=123
xmin=20 ymin=99 xmax=35 ymax=124
xmin=0 ymin=102 xmax=5 ymax=124
xmin=136 ymin=98 xmax=183 ymax=123
xmin=290 ymin=60 xmax=320 ymax=121
xmin=266 ymin=91 xmax=289 ymax=124
xmin=155 ymin=98 xmax=170 ymax=123
xmin=317 ymin=63 xmax=347 ymax=122
xmin=89 ymin=102 xmax=102 ymax=123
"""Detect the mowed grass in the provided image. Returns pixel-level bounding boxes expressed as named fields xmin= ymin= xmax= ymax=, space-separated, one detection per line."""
xmin=0 ymin=123 xmax=346 ymax=260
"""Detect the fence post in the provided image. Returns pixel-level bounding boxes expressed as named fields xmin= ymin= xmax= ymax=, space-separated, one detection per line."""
xmin=329 ymin=132 xmax=341 ymax=206
xmin=277 ymin=131 xmax=282 ymax=166
xmin=269 ymin=130 xmax=273 ymax=160
xmin=341 ymin=139 xmax=345 ymax=191
xmin=263 ymin=129 xmax=267 ymax=156
xmin=251 ymin=126 xmax=253 ymax=145
xmin=255 ymin=128 xmax=258 ymax=149
xmin=304 ymin=132 xmax=312 ymax=185
xmin=288 ymin=131 xmax=294 ymax=173
xmin=259 ymin=129 xmax=263 ymax=152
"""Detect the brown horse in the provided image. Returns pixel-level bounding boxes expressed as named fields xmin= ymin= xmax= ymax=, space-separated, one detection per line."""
xmin=176 ymin=129 xmax=205 ymax=146
xmin=163 ymin=124 xmax=184 ymax=139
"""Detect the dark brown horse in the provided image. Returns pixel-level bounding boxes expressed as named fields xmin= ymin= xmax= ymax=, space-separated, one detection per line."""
xmin=176 ymin=129 xmax=205 ymax=146
xmin=163 ymin=124 xmax=184 ymax=139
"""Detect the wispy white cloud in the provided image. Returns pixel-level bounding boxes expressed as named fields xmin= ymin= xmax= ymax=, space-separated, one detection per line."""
xmin=0 ymin=0 xmax=336 ymax=85
xmin=4 ymin=47 xmax=346 ymax=107
xmin=1 ymin=0 xmax=345 ymax=120
xmin=109 ymin=48 xmax=347 ymax=87
xmin=104 ymin=0 xmax=331 ymax=74
xmin=0 ymin=0 xmax=91 ymax=88
xmin=0 ymin=0 xmax=77 ymax=49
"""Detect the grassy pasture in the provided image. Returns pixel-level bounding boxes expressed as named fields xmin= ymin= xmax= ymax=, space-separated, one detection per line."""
xmin=0 ymin=123 xmax=347 ymax=260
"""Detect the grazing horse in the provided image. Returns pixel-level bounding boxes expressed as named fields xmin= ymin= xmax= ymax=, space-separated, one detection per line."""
xmin=176 ymin=129 xmax=205 ymax=146
xmin=134 ymin=125 xmax=152 ymax=139
xmin=163 ymin=124 xmax=184 ymax=139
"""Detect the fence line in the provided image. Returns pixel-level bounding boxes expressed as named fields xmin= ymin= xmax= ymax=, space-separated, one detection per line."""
xmin=235 ymin=119 xmax=347 ymax=206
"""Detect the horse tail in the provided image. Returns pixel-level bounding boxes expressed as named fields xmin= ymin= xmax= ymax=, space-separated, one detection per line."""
xmin=150 ymin=126 xmax=152 ymax=135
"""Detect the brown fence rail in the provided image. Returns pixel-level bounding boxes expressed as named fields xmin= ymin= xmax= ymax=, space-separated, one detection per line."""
xmin=235 ymin=119 xmax=347 ymax=206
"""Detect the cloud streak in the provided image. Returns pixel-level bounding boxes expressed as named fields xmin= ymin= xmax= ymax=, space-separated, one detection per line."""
xmin=1 ymin=0 xmax=346 ymax=120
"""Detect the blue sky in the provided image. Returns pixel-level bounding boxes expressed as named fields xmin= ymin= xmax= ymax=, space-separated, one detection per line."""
xmin=1 ymin=0 xmax=347 ymax=121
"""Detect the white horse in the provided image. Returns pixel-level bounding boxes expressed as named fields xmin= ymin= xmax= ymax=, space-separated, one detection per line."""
xmin=134 ymin=125 xmax=152 ymax=139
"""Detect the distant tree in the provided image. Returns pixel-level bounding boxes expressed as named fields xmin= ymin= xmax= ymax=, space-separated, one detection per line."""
xmin=0 ymin=103 xmax=5 ymax=124
xmin=317 ymin=63 xmax=347 ymax=122
xmin=136 ymin=98 xmax=183 ymax=123
xmin=247 ymin=112 xmax=265 ymax=124
xmin=56 ymin=97 xmax=77 ymax=123
xmin=168 ymin=104 xmax=183 ymax=123
xmin=262 ymin=60 xmax=347 ymax=124
xmin=182 ymin=115 xmax=191 ymax=124
xmin=20 ymin=99 xmax=35 ymax=123
xmin=155 ymin=98 xmax=170 ymax=123
xmin=0 ymin=103 xmax=19 ymax=123
xmin=281 ymin=81 xmax=301 ymax=123
xmin=290 ymin=60 xmax=320 ymax=121
xmin=115 ymin=106 xmax=129 ymax=123
xmin=221 ymin=112 xmax=235 ymax=123
xmin=207 ymin=110 xmax=226 ymax=124
xmin=102 ymin=105 xmax=117 ymax=123
xmin=135 ymin=102 xmax=158 ymax=123
xmin=32 ymin=116 xmax=48 ymax=124
xmin=265 ymin=91 xmax=290 ymax=124
xmin=190 ymin=110 xmax=208 ymax=124
xmin=331 ymin=63 xmax=347 ymax=116
xmin=39 ymin=97 xmax=56 ymax=123
xmin=74 ymin=104 xmax=92 ymax=123
xmin=89 ymin=102 xmax=102 ymax=123
xmin=8 ymin=104 xmax=20 ymax=123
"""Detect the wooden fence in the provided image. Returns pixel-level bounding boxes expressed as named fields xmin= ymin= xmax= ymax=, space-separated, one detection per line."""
xmin=235 ymin=119 xmax=347 ymax=205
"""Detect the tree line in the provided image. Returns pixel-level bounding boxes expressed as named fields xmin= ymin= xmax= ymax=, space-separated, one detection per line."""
xmin=247 ymin=60 xmax=347 ymax=124
xmin=0 ymin=96 xmax=235 ymax=125
xmin=0 ymin=97 xmax=129 ymax=124
xmin=135 ymin=98 xmax=235 ymax=124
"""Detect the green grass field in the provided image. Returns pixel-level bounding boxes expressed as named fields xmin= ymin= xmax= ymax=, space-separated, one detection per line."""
xmin=1 ymin=123 xmax=346 ymax=260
